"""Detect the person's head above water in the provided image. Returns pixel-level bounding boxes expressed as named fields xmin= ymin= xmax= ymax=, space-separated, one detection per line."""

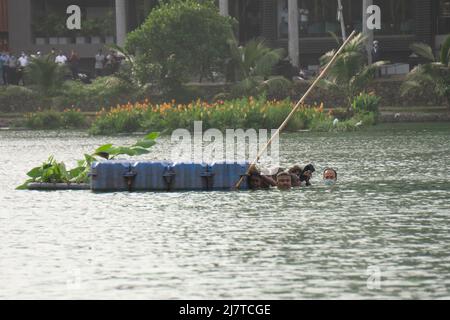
xmin=300 ymin=163 xmax=315 ymax=186
xmin=290 ymin=173 xmax=301 ymax=187
xmin=288 ymin=165 xmax=302 ymax=177
xmin=277 ymin=171 xmax=292 ymax=190
xmin=323 ymin=168 xmax=337 ymax=185
xmin=248 ymin=166 xmax=263 ymax=190
xmin=248 ymin=172 xmax=262 ymax=190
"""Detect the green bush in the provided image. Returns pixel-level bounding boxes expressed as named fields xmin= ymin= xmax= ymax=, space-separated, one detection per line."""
xmin=61 ymin=108 xmax=87 ymax=128
xmin=126 ymin=0 xmax=235 ymax=94
xmin=25 ymin=110 xmax=63 ymax=129
xmin=25 ymin=55 xmax=69 ymax=96
xmin=0 ymin=86 xmax=44 ymax=113
xmin=24 ymin=109 xmax=87 ymax=129
xmin=351 ymin=92 xmax=381 ymax=114
xmin=53 ymin=76 xmax=141 ymax=111
xmin=329 ymin=107 xmax=353 ymax=120
xmin=353 ymin=111 xmax=377 ymax=126
xmin=89 ymin=103 xmax=145 ymax=135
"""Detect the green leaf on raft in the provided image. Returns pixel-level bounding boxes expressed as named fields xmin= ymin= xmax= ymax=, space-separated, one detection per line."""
xmin=27 ymin=167 xmax=42 ymax=178
xmin=16 ymin=180 xmax=33 ymax=190
xmin=84 ymin=154 xmax=97 ymax=164
xmin=133 ymin=139 xmax=156 ymax=148
xmin=95 ymin=144 xmax=113 ymax=153
xmin=131 ymin=147 xmax=151 ymax=156
xmin=144 ymin=132 xmax=159 ymax=140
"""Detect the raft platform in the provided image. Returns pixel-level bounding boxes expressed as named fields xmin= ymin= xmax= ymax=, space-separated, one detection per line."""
xmin=27 ymin=161 xmax=250 ymax=191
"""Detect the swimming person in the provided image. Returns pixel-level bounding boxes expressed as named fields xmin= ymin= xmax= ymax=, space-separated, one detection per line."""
xmin=323 ymin=168 xmax=337 ymax=186
xmin=300 ymin=164 xmax=315 ymax=186
xmin=288 ymin=165 xmax=302 ymax=178
xmin=248 ymin=167 xmax=276 ymax=190
xmin=276 ymin=171 xmax=292 ymax=190
xmin=290 ymin=173 xmax=301 ymax=187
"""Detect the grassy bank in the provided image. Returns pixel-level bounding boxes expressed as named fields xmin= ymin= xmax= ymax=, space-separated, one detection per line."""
xmin=4 ymin=97 xmax=380 ymax=134
xmin=89 ymin=97 xmax=376 ymax=135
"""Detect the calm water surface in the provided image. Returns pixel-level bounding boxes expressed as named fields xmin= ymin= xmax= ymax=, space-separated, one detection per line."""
xmin=0 ymin=123 xmax=449 ymax=299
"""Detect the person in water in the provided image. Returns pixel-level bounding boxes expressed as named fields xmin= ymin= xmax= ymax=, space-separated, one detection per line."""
xmin=323 ymin=168 xmax=337 ymax=186
xmin=276 ymin=171 xmax=292 ymax=190
xmin=271 ymin=167 xmax=286 ymax=181
xmin=288 ymin=165 xmax=302 ymax=178
xmin=290 ymin=173 xmax=301 ymax=187
xmin=299 ymin=163 xmax=315 ymax=186
xmin=248 ymin=167 xmax=276 ymax=190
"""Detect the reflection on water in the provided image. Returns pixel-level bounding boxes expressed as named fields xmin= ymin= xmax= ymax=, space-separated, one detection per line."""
xmin=0 ymin=123 xmax=449 ymax=299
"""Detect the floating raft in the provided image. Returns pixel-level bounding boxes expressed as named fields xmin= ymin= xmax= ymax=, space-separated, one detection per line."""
xmin=27 ymin=183 xmax=90 ymax=190
xmin=91 ymin=160 xmax=249 ymax=191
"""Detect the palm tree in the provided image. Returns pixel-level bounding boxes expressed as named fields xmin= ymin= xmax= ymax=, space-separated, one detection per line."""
xmin=226 ymin=37 xmax=292 ymax=98
xmin=402 ymin=35 xmax=450 ymax=109
xmin=319 ymin=33 xmax=386 ymax=108
xmin=25 ymin=55 xmax=69 ymax=96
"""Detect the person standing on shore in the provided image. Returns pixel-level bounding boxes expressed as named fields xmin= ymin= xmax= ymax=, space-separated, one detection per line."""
xmin=7 ymin=54 xmax=18 ymax=85
xmin=68 ymin=49 xmax=80 ymax=79
xmin=94 ymin=49 xmax=105 ymax=78
xmin=55 ymin=51 xmax=67 ymax=65
xmin=0 ymin=52 xmax=10 ymax=85
xmin=17 ymin=52 xmax=29 ymax=85
xmin=0 ymin=52 xmax=5 ymax=85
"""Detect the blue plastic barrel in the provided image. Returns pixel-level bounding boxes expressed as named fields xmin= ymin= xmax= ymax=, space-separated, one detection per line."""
xmin=91 ymin=160 xmax=137 ymax=191
xmin=169 ymin=161 xmax=208 ymax=190
xmin=132 ymin=161 xmax=172 ymax=191
xmin=209 ymin=161 xmax=249 ymax=190
xmin=90 ymin=161 xmax=250 ymax=191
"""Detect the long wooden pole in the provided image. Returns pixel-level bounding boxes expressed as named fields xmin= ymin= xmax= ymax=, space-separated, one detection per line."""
xmin=235 ymin=30 xmax=357 ymax=189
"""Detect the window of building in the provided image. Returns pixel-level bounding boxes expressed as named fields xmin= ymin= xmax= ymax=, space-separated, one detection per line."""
xmin=0 ymin=0 xmax=7 ymax=34
xmin=277 ymin=0 xmax=415 ymax=39
xmin=31 ymin=0 xmax=115 ymax=42
xmin=277 ymin=0 xmax=362 ymax=39
xmin=437 ymin=0 xmax=450 ymax=34
xmin=0 ymin=33 xmax=8 ymax=52
xmin=229 ymin=0 xmax=262 ymax=43
xmin=373 ymin=0 xmax=415 ymax=35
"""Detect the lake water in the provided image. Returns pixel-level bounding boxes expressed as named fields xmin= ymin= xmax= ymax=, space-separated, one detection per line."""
xmin=0 ymin=123 xmax=449 ymax=299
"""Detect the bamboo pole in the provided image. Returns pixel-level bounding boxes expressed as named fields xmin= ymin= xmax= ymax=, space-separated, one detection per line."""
xmin=234 ymin=30 xmax=357 ymax=189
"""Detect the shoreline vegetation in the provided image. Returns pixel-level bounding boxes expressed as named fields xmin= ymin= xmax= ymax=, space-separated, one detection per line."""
xmin=6 ymin=96 xmax=381 ymax=135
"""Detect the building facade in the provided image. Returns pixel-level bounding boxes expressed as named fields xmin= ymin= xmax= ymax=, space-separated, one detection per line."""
xmin=4 ymin=0 xmax=450 ymax=66
xmin=225 ymin=0 xmax=449 ymax=66
xmin=6 ymin=0 xmax=156 ymax=58
xmin=0 ymin=0 xmax=8 ymax=51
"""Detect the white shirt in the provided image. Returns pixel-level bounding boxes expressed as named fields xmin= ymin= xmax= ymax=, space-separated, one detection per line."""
xmin=55 ymin=55 xmax=67 ymax=65
xmin=18 ymin=56 xmax=29 ymax=67
xmin=95 ymin=54 xmax=105 ymax=69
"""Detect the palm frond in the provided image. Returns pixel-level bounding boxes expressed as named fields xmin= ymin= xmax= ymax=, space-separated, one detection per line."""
xmin=317 ymin=78 xmax=340 ymax=93
xmin=350 ymin=60 xmax=387 ymax=94
xmin=25 ymin=55 xmax=68 ymax=95
xmin=439 ymin=34 xmax=450 ymax=65
xmin=328 ymin=31 xmax=342 ymax=45
xmin=410 ymin=42 xmax=436 ymax=62
xmin=253 ymin=48 xmax=285 ymax=77
xmin=401 ymin=63 xmax=448 ymax=96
